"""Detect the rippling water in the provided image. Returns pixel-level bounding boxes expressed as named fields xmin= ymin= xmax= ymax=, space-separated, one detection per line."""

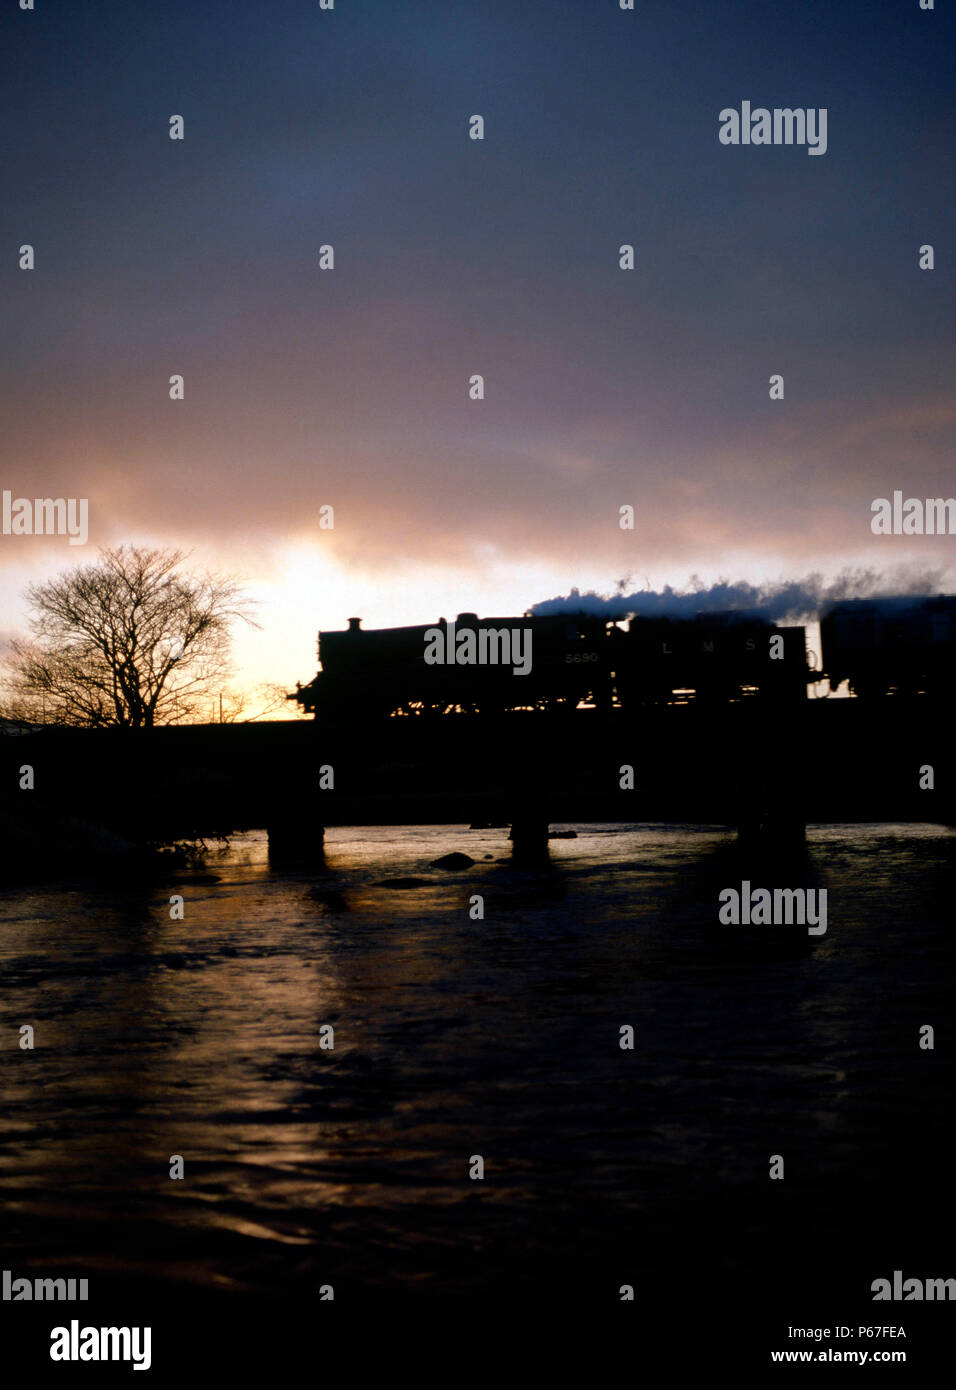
xmin=1 ymin=823 xmax=954 ymax=1309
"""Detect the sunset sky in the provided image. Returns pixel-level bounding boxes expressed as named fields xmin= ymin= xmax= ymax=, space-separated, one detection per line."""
xmin=2 ymin=0 xmax=953 ymax=704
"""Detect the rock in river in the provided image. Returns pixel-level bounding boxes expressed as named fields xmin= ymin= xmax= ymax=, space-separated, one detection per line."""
xmin=430 ymin=852 xmax=476 ymax=870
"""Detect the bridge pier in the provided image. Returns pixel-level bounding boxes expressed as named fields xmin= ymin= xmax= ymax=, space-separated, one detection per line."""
xmin=267 ymin=816 xmax=325 ymax=869
xmin=509 ymin=817 xmax=551 ymax=865
xmin=734 ymin=738 xmax=807 ymax=852
xmin=736 ymin=808 xmax=806 ymax=852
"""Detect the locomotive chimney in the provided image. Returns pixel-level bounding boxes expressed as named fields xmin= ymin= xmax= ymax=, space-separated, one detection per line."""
xmin=347 ymin=617 xmax=362 ymax=632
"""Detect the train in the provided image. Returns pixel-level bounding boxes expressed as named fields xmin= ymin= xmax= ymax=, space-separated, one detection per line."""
xmin=289 ymin=595 xmax=956 ymax=718
xmin=820 ymin=595 xmax=956 ymax=698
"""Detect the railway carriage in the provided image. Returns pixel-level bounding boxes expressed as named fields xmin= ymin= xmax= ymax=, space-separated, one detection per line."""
xmin=819 ymin=596 xmax=956 ymax=698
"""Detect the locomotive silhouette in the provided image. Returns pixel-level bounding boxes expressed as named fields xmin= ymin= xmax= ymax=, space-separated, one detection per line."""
xmin=291 ymin=595 xmax=956 ymax=719
xmin=290 ymin=595 xmax=956 ymax=719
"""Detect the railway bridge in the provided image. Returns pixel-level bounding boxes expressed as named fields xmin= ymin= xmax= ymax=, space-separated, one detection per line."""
xmin=2 ymin=700 xmax=952 ymax=873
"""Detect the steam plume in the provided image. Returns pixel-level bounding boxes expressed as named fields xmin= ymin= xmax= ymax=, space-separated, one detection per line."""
xmin=528 ymin=567 xmax=950 ymax=622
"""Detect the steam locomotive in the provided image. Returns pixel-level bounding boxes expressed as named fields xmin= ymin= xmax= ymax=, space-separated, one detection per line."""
xmin=290 ymin=595 xmax=956 ymax=718
xmin=291 ymin=610 xmax=809 ymax=719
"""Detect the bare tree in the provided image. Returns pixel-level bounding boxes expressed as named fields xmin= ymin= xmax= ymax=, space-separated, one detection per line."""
xmin=2 ymin=546 xmax=256 ymax=728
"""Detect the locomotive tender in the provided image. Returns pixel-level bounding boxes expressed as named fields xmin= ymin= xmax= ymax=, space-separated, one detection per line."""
xmin=291 ymin=610 xmax=809 ymax=718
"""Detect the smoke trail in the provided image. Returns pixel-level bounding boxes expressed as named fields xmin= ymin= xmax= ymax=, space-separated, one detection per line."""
xmin=528 ymin=567 xmax=950 ymax=622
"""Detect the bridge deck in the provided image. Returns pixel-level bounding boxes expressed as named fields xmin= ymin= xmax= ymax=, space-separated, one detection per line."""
xmin=2 ymin=703 xmax=951 ymax=843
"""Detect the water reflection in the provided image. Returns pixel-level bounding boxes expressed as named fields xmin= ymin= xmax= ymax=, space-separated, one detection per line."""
xmin=1 ymin=823 xmax=953 ymax=1300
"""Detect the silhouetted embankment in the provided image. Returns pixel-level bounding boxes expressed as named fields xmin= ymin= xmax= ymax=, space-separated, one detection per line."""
xmin=0 ymin=803 xmax=180 ymax=884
